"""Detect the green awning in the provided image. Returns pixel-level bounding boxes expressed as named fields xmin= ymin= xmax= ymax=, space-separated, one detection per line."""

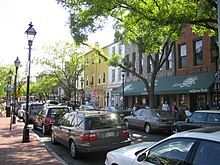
xmin=113 ymin=72 xmax=215 ymax=96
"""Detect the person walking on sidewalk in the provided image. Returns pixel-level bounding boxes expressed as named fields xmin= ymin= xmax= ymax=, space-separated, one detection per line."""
xmin=162 ymin=101 xmax=170 ymax=112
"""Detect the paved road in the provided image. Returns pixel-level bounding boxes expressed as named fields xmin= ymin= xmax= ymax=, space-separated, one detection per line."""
xmin=33 ymin=128 xmax=168 ymax=165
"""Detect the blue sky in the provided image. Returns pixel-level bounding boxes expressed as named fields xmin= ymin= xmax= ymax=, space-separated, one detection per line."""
xmin=0 ymin=0 xmax=114 ymax=75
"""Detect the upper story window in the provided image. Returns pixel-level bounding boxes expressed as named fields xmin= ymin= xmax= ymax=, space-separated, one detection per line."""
xmin=112 ymin=69 xmax=115 ymax=82
xmin=91 ymin=73 xmax=94 ymax=85
xmin=118 ymin=44 xmax=122 ymax=55
xmin=179 ymin=44 xmax=187 ymax=68
xmin=132 ymin=52 xmax=136 ymax=73
xmin=118 ymin=68 xmax=121 ymax=81
xmin=98 ymin=73 xmax=101 ymax=84
xmin=139 ymin=52 xmax=143 ymax=74
xmin=147 ymin=56 xmax=153 ymax=73
xmin=86 ymin=75 xmax=89 ymax=86
xmin=194 ymin=39 xmax=203 ymax=66
xmin=112 ymin=47 xmax=115 ymax=55
xmin=167 ymin=51 xmax=173 ymax=70
xmin=102 ymin=73 xmax=106 ymax=83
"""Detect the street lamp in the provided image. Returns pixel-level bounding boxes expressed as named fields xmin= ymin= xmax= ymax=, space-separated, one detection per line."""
xmin=12 ymin=57 xmax=21 ymax=124
xmin=122 ymin=71 xmax=125 ymax=109
xmin=6 ymin=70 xmax=13 ymax=118
xmin=22 ymin=22 xmax=37 ymax=143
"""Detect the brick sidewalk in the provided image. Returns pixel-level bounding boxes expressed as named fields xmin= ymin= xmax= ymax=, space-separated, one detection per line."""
xmin=0 ymin=117 xmax=62 ymax=165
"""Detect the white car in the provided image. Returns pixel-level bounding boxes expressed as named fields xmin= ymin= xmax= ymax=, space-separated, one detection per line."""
xmin=105 ymin=127 xmax=220 ymax=165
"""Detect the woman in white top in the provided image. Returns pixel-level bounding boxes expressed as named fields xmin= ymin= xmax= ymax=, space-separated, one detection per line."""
xmin=162 ymin=101 xmax=170 ymax=111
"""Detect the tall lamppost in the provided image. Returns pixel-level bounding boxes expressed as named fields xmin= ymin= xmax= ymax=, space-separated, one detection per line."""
xmin=22 ymin=22 xmax=37 ymax=143
xmin=12 ymin=57 xmax=21 ymax=124
xmin=6 ymin=70 xmax=13 ymax=118
xmin=122 ymin=72 xmax=125 ymax=109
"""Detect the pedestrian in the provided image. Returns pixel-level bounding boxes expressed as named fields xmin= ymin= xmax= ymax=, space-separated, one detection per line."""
xmin=205 ymin=101 xmax=211 ymax=110
xmin=162 ymin=101 xmax=170 ymax=112
xmin=171 ymin=102 xmax=179 ymax=120
xmin=185 ymin=107 xmax=192 ymax=117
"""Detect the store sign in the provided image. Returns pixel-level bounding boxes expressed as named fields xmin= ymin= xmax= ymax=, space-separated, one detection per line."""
xmin=189 ymin=88 xmax=208 ymax=93
xmin=173 ymin=76 xmax=198 ymax=88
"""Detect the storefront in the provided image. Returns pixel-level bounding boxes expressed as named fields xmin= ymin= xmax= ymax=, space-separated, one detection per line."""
xmin=113 ymin=72 xmax=215 ymax=110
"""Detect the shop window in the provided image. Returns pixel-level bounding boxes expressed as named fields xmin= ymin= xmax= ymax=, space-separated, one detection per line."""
xmin=179 ymin=94 xmax=188 ymax=107
xmin=197 ymin=95 xmax=206 ymax=109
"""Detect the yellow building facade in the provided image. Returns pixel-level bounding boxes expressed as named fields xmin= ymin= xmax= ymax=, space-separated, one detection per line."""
xmin=83 ymin=46 xmax=109 ymax=108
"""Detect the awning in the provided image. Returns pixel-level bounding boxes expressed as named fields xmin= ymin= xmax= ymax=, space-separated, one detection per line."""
xmin=113 ymin=72 xmax=215 ymax=96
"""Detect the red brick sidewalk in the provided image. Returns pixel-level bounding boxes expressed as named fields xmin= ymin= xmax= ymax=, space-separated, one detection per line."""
xmin=0 ymin=117 xmax=62 ymax=165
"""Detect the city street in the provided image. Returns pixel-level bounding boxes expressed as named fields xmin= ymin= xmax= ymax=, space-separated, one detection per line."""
xmin=33 ymin=127 xmax=168 ymax=165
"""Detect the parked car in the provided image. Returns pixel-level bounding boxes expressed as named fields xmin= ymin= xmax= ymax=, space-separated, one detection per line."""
xmin=51 ymin=110 xmax=131 ymax=159
xmin=33 ymin=105 xmax=73 ymax=134
xmin=123 ymin=108 xmax=175 ymax=134
xmin=17 ymin=103 xmax=26 ymax=120
xmin=103 ymin=105 xmax=130 ymax=119
xmin=44 ymin=100 xmax=59 ymax=106
xmin=105 ymin=126 xmax=220 ymax=165
xmin=23 ymin=102 xmax=44 ymax=123
xmin=171 ymin=110 xmax=220 ymax=134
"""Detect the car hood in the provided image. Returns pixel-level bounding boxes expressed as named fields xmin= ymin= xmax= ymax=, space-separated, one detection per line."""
xmin=106 ymin=142 xmax=155 ymax=165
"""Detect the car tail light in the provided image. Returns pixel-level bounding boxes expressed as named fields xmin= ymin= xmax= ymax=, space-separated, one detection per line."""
xmin=81 ymin=133 xmax=97 ymax=142
xmin=120 ymin=130 xmax=129 ymax=138
xmin=45 ymin=117 xmax=53 ymax=124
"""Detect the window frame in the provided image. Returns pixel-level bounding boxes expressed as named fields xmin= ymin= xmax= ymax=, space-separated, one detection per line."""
xmin=194 ymin=39 xmax=203 ymax=66
xmin=179 ymin=44 xmax=187 ymax=68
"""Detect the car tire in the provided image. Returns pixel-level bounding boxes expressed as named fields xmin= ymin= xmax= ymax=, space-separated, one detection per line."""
xmin=51 ymin=131 xmax=57 ymax=144
xmin=171 ymin=126 xmax=179 ymax=134
xmin=144 ymin=123 xmax=151 ymax=134
xmin=70 ymin=140 xmax=79 ymax=159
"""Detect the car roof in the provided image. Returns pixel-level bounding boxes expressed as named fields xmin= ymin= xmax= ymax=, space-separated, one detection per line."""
xmin=168 ymin=127 xmax=220 ymax=142
xmin=46 ymin=105 xmax=69 ymax=109
xmin=194 ymin=110 xmax=220 ymax=113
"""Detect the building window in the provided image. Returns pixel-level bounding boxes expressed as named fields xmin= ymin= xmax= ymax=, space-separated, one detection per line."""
xmin=167 ymin=51 xmax=173 ymax=70
xmin=112 ymin=47 xmax=115 ymax=55
xmin=147 ymin=56 xmax=153 ymax=73
xmin=139 ymin=52 xmax=143 ymax=74
xmin=98 ymin=73 xmax=101 ymax=84
xmin=86 ymin=75 xmax=89 ymax=86
xmin=118 ymin=68 xmax=121 ymax=81
xmin=112 ymin=69 xmax=115 ymax=82
xmin=91 ymin=73 xmax=94 ymax=85
xmin=179 ymin=44 xmax=187 ymax=68
xmin=194 ymin=40 xmax=203 ymax=66
xmin=119 ymin=43 xmax=122 ymax=54
xmin=132 ymin=52 xmax=136 ymax=72
xmin=102 ymin=73 xmax=106 ymax=83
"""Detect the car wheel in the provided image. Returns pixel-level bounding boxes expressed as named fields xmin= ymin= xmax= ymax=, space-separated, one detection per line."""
xmin=144 ymin=123 xmax=151 ymax=134
xmin=51 ymin=131 xmax=57 ymax=144
xmin=171 ymin=126 xmax=179 ymax=134
xmin=70 ymin=140 xmax=79 ymax=159
xmin=42 ymin=125 xmax=47 ymax=135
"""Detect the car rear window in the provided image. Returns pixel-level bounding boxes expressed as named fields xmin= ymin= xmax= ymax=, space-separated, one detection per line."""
xmin=29 ymin=104 xmax=44 ymax=115
xmin=48 ymin=107 xmax=71 ymax=117
xmin=85 ymin=114 xmax=124 ymax=130
xmin=153 ymin=109 xmax=171 ymax=117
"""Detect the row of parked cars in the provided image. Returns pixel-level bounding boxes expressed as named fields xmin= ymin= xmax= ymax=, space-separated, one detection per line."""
xmin=18 ymin=101 xmax=220 ymax=163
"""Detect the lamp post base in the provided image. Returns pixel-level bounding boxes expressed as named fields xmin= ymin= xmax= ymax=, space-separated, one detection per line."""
xmin=22 ymin=127 xmax=30 ymax=143
xmin=12 ymin=115 xmax=16 ymax=124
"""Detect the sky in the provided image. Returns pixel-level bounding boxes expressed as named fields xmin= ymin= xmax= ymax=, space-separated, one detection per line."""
xmin=0 ymin=0 xmax=115 ymax=75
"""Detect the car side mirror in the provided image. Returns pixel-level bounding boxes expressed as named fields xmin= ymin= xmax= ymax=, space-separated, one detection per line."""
xmin=185 ymin=118 xmax=189 ymax=123
xmin=137 ymin=151 xmax=148 ymax=162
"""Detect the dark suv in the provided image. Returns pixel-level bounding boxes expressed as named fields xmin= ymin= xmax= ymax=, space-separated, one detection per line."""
xmin=33 ymin=105 xmax=73 ymax=134
xmin=51 ymin=110 xmax=131 ymax=159
xmin=171 ymin=110 xmax=220 ymax=134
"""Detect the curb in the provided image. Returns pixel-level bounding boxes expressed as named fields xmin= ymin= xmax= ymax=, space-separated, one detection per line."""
xmin=30 ymin=129 xmax=68 ymax=165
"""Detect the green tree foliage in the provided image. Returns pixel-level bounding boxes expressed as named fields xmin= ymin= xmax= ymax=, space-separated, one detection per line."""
xmin=56 ymin=0 xmax=216 ymax=107
xmin=37 ymin=41 xmax=86 ymax=101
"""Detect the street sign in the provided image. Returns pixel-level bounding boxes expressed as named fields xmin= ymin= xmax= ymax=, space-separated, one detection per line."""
xmin=7 ymin=85 xmax=13 ymax=91
xmin=214 ymin=72 xmax=220 ymax=84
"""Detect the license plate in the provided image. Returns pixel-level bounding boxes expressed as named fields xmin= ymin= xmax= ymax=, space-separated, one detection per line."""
xmin=105 ymin=132 xmax=115 ymax=137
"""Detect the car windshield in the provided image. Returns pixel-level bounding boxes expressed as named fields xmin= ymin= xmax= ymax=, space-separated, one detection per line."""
xmin=85 ymin=114 xmax=125 ymax=130
xmin=152 ymin=109 xmax=171 ymax=117
xmin=29 ymin=104 xmax=44 ymax=115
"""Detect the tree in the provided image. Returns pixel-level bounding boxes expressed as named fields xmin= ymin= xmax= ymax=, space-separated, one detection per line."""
xmin=37 ymin=41 xmax=86 ymax=101
xmin=56 ymin=0 xmax=216 ymax=107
